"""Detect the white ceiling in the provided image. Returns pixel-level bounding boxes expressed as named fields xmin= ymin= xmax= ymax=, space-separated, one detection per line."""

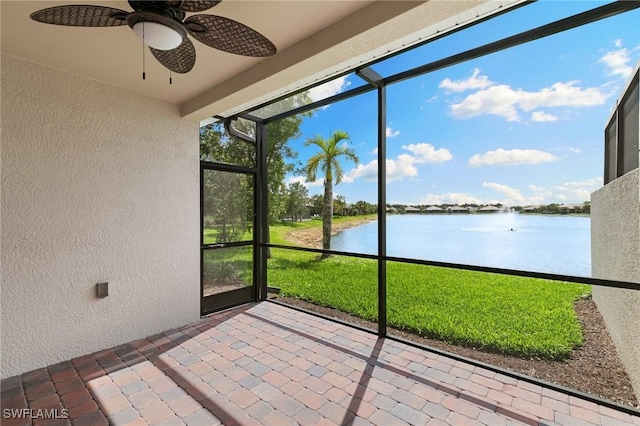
xmin=1 ymin=1 xmax=373 ymax=102
xmin=1 ymin=1 xmax=521 ymax=122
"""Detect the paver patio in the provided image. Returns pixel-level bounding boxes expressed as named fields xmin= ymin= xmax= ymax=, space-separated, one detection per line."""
xmin=2 ymin=302 xmax=639 ymax=425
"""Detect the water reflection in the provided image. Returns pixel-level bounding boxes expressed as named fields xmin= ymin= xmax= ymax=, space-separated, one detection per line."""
xmin=330 ymin=213 xmax=591 ymax=276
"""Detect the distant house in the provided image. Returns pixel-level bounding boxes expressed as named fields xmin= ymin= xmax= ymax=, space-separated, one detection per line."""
xmin=424 ymin=206 xmax=444 ymax=214
xmin=522 ymin=206 xmax=537 ymax=213
xmin=478 ymin=205 xmax=501 ymax=213
xmin=405 ymin=206 xmax=421 ymax=214
xmin=446 ymin=205 xmax=468 ymax=214
xmin=386 ymin=207 xmax=398 ymax=214
xmin=558 ymin=204 xmax=581 ymax=214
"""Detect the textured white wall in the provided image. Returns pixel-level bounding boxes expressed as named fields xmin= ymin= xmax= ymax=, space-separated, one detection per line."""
xmin=591 ymin=168 xmax=640 ymax=400
xmin=1 ymin=54 xmax=200 ymax=378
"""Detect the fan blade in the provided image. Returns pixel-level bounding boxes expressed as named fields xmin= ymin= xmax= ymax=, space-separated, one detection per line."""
xmin=30 ymin=5 xmax=128 ymax=27
xmin=170 ymin=1 xmax=222 ymax=13
xmin=185 ymin=15 xmax=276 ymax=57
xmin=150 ymin=37 xmax=196 ymax=74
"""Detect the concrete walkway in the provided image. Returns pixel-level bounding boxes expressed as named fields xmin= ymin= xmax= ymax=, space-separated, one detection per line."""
xmin=2 ymin=302 xmax=639 ymax=425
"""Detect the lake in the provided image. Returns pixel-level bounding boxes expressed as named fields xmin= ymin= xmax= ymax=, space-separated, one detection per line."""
xmin=330 ymin=213 xmax=591 ymax=277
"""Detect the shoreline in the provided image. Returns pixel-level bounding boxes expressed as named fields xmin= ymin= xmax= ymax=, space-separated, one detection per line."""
xmin=285 ymin=217 xmax=376 ymax=248
xmin=283 ymin=212 xmax=589 ymax=248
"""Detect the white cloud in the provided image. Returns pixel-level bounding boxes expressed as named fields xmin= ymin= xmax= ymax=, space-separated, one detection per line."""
xmin=449 ymin=79 xmax=609 ymax=122
xmin=482 ymin=178 xmax=600 ymax=205
xmin=416 ymin=177 xmax=601 ymax=207
xmin=386 ymin=127 xmax=400 ymax=138
xmin=344 ymin=143 xmax=452 ymax=183
xmin=468 ymin=148 xmax=559 ymax=167
xmin=451 ymin=84 xmax=520 ymax=121
xmin=387 ymin=155 xmax=420 ymax=182
xmin=344 ymin=156 xmax=418 ymax=184
xmin=308 ymin=76 xmax=351 ymax=102
xmin=518 ymin=81 xmax=608 ymax=110
xmin=286 ymin=176 xmax=324 ymax=188
xmin=370 ymin=147 xmax=378 ymax=155
xmin=599 ymin=48 xmax=634 ymax=78
xmin=402 ymin=143 xmax=453 ymax=164
xmin=485 ymin=178 xmax=601 ymax=205
xmin=531 ymin=111 xmax=559 ymax=122
xmin=482 ymin=182 xmax=526 ymax=205
xmin=439 ymin=68 xmax=494 ymax=92
xmin=419 ymin=193 xmax=483 ymax=205
xmin=550 ymin=177 xmax=602 ymax=203
xmin=343 ymin=160 xmax=378 ymax=183
xmin=614 ymin=39 xmax=623 ymax=48
xmin=518 ymin=177 xmax=601 ymax=205
xmin=550 ymin=146 xmax=582 ymax=154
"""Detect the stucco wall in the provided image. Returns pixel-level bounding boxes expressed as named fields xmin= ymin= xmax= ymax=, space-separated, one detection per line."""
xmin=1 ymin=54 xmax=200 ymax=378
xmin=591 ymin=168 xmax=640 ymax=400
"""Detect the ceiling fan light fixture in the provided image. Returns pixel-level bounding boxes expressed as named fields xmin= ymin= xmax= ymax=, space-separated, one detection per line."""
xmin=127 ymin=11 xmax=187 ymax=51
xmin=133 ymin=21 xmax=182 ymax=50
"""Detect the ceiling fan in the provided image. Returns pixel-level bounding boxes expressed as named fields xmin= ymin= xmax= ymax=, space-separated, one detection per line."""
xmin=30 ymin=1 xmax=277 ymax=76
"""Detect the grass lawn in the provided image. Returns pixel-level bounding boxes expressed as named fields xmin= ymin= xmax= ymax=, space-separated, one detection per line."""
xmin=267 ymin=217 xmax=591 ymax=360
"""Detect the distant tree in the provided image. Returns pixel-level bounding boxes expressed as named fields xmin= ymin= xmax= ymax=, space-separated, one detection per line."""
xmin=286 ymin=181 xmax=309 ymax=222
xmin=202 ymin=170 xmax=252 ymax=243
xmin=200 ymin=120 xmax=255 ymax=167
xmin=200 ymin=95 xmax=312 ymax=257
xmin=355 ymin=201 xmax=366 ymax=215
xmin=333 ymin=195 xmax=347 ymax=217
xmin=309 ymin=194 xmax=324 ymax=217
xmin=304 ymin=131 xmax=359 ymax=258
xmin=545 ymin=203 xmax=560 ymax=214
xmin=200 ymin=125 xmax=253 ymax=242
xmin=200 ymin=94 xmax=311 ymax=225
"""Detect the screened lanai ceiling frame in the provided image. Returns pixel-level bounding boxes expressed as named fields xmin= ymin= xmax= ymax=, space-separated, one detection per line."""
xmin=237 ymin=1 xmax=640 ymax=124
xmin=203 ymin=1 xmax=640 ymax=416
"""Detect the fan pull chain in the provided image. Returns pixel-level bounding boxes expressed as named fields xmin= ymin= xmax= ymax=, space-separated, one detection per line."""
xmin=142 ymin=21 xmax=146 ymax=80
xmin=170 ymin=71 xmax=173 ymax=85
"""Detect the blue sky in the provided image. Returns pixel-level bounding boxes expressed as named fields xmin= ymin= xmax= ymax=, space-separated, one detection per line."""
xmin=283 ymin=1 xmax=639 ymax=206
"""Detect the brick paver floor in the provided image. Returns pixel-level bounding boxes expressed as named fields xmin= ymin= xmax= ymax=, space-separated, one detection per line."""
xmin=2 ymin=302 xmax=639 ymax=425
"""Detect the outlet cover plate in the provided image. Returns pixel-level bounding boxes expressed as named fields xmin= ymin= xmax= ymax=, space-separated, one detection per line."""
xmin=96 ymin=282 xmax=109 ymax=298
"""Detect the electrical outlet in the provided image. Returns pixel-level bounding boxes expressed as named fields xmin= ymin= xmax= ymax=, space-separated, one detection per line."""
xmin=96 ymin=282 xmax=109 ymax=298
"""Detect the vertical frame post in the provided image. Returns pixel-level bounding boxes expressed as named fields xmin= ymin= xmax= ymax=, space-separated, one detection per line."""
xmin=199 ymin=161 xmax=204 ymax=315
xmin=377 ymin=85 xmax=387 ymax=337
xmin=257 ymin=121 xmax=269 ymax=301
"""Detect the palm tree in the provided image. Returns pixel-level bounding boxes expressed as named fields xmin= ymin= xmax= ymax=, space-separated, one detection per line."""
xmin=304 ymin=131 xmax=359 ymax=258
